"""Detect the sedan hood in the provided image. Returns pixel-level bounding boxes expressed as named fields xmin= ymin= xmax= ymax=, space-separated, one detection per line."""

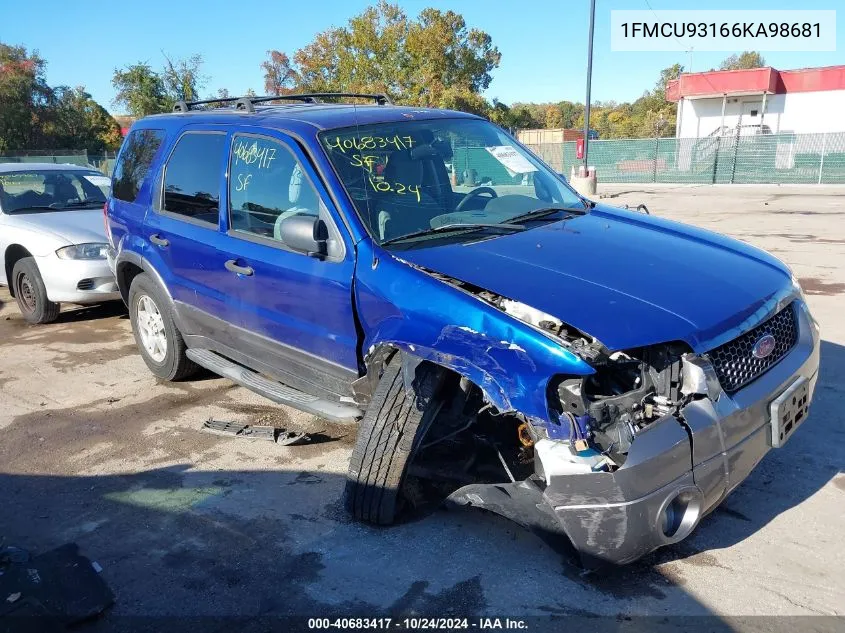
xmin=396 ymin=205 xmax=793 ymax=353
xmin=13 ymin=209 xmax=108 ymax=245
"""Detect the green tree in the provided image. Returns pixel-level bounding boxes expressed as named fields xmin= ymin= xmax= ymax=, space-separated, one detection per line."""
xmin=0 ymin=44 xmax=51 ymax=150
xmin=282 ymin=1 xmax=499 ymax=113
xmin=720 ymin=51 xmax=766 ymax=70
xmin=162 ymin=54 xmax=207 ymax=102
xmin=112 ymin=62 xmax=170 ymax=117
xmin=112 ymin=54 xmax=207 ymax=116
xmin=0 ymin=43 xmax=120 ymax=151
xmin=52 ymin=86 xmax=122 ymax=151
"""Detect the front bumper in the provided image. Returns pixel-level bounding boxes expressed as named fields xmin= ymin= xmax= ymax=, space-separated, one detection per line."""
xmin=447 ymin=301 xmax=820 ymax=566
xmin=37 ymin=253 xmax=120 ymax=304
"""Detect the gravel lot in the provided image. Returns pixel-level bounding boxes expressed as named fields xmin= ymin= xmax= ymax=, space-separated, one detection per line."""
xmin=1 ymin=184 xmax=843 ymax=626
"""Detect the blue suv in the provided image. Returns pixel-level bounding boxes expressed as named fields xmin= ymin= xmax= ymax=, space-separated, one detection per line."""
xmin=107 ymin=93 xmax=820 ymax=566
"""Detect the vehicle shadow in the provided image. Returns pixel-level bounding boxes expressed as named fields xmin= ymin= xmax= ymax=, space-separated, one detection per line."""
xmin=0 ymin=466 xmax=733 ymax=630
xmin=55 ymin=300 xmax=127 ymax=324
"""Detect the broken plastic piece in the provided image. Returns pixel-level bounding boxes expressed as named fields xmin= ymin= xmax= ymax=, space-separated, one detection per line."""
xmin=277 ymin=431 xmax=310 ymax=446
xmin=202 ymin=418 xmax=311 ymax=445
xmin=203 ymin=419 xmax=276 ymax=441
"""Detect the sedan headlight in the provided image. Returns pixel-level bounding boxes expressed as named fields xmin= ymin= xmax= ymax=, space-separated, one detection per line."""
xmin=56 ymin=243 xmax=109 ymax=260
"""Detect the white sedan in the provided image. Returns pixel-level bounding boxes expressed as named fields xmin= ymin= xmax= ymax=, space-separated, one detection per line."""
xmin=0 ymin=163 xmax=120 ymax=324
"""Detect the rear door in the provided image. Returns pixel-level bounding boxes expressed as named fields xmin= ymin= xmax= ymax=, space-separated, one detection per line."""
xmin=213 ymin=130 xmax=359 ymax=398
xmin=108 ymin=128 xmax=167 ymax=257
xmin=142 ymin=128 xmax=236 ymax=330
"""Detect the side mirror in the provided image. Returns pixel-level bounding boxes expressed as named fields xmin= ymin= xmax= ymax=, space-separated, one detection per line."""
xmin=279 ymin=214 xmax=328 ymax=258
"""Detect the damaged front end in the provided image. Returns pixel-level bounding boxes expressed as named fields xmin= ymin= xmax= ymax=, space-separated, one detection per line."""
xmin=437 ymin=337 xmax=707 ymax=567
xmin=357 ymin=251 xmax=819 ymax=567
xmin=411 ymin=283 xmax=818 ymax=567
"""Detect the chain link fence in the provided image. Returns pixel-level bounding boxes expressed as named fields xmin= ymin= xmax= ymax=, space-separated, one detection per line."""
xmin=5 ymin=133 xmax=845 ymax=185
xmin=0 ymin=150 xmax=117 ymax=175
xmin=523 ymin=131 xmax=845 ymax=185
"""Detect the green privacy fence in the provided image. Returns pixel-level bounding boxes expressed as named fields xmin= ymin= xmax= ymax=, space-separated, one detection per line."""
xmin=523 ymin=131 xmax=845 ymax=185
xmin=0 ymin=150 xmax=117 ymax=175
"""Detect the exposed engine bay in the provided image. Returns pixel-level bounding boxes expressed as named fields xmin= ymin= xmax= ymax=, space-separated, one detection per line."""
xmin=409 ymin=268 xmax=699 ymax=485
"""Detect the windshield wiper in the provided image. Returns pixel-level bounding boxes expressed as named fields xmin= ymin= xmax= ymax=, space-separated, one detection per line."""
xmin=381 ymin=222 xmax=525 ymax=246
xmin=63 ymin=200 xmax=105 ymax=208
xmin=504 ymin=205 xmax=588 ymax=224
xmin=6 ymin=206 xmax=60 ymax=213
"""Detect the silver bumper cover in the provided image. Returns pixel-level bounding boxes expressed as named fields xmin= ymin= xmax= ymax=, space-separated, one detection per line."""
xmin=447 ymin=302 xmax=820 ymax=566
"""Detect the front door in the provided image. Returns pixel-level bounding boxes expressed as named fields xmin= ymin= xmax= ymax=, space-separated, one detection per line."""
xmin=740 ymin=102 xmax=762 ymax=130
xmin=213 ymin=130 xmax=359 ymax=398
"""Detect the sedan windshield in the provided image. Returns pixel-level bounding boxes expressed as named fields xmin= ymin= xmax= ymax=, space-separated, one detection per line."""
xmin=0 ymin=169 xmax=109 ymax=213
xmin=319 ymin=118 xmax=585 ymax=247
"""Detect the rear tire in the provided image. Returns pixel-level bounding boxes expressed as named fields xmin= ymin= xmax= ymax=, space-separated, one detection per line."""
xmin=128 ymin=273 xmax=197 ymax=381
xmin=345 ymin=356 xmax=444 ymax=525
xmin=12 ymin=257 xmax=60 ymax=324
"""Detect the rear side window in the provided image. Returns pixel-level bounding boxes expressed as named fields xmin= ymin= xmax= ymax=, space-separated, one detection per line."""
xmin=162 ymin=132 xmax=226 ymax=225
xmin=112 ymin=129 xmax=165 ymax=202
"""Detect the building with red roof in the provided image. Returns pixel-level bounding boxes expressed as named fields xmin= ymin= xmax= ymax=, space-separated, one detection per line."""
xmin=666 ymin=65 xmax=845 ymax=138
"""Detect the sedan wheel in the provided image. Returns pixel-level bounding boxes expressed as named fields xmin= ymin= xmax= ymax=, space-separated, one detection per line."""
xmin=16 ymin=271 xmax=37 ymax=313
xmin=11 ymin=257 xmax=60 ymax=324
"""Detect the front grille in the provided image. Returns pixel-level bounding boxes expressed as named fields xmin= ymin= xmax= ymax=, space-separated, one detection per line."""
xmin=708 ymin=303 xmax=799 ymax=393
xmin=77 ymin=279 xmax=95 ymax=290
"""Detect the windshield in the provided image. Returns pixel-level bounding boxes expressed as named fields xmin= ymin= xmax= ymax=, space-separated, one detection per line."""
xmin=0 ymin=169 xmax=110 ymax=213
xmin=319 ymin=118 xmax=585 ymax=247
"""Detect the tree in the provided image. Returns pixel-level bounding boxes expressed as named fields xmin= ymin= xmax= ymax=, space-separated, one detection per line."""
xmin=0 ymin=42 xmax=120 ymax=152
xmin=281 ymin=1 xmax=499 ymax=113
xmin=112 ymin=62 xmax=170 ymax=117
xmin=0 ymin=44 xmax=51 ymax=150
xmin=261 ymin=50 xmax=298 ymax=95
xmin=52 ymin=86 xmax=122 ymax=151
xmin=112 ymin=54 xmax=207 ymax=116
xmin=720 ymin=51 xmax=766 ymax=70
xmin=162 ymin=54 xmax=207 ymax=102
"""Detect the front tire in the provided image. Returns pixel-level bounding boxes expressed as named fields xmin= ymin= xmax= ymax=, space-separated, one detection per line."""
xmin=345 ymin=357 xmax=445 ymax=525
xmin=128 ymin=273 xmax=197 ymax=381
xmin=12 ymin=257 xmax=60 ymax=324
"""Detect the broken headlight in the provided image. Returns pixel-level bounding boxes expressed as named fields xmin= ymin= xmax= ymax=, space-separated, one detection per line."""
xmin=549 ymin=343 xmax=688 ymax=459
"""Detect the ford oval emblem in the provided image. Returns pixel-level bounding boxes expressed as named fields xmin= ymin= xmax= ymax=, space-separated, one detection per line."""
xmin=752 ymin=334 xmax=777 ymax=359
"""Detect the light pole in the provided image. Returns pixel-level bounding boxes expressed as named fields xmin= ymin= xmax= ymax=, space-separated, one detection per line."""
xmin=582 ymin=0 xmax=596 ymax=169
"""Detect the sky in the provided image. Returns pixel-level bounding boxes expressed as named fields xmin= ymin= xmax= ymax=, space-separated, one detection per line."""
xmin=4 ymin=0 xmax=843 ymax=114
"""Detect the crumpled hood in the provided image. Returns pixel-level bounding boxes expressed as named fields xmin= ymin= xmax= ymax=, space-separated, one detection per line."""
xmin=13 ymin=209 xmax=108 ymax=245
xmin=396 ymin=205 xmax=793 ymax=353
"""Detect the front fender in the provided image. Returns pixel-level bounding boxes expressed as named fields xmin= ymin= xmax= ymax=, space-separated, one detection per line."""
xmin=354 ymin=241 xmax=595 ymax=426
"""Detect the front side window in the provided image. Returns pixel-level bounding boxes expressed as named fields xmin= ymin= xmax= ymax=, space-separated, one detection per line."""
xmin=319 ymin=118 xmax=585 ymax=247
xmin=0 ymin=169 xmax=109 ymax=214
xmin=112 ymin=128 xmax=165 ymax=202
xmin=228 ymin=134 xmax=321 ymax=240
xmin=162 ymin=133 xmax=226 ymax=224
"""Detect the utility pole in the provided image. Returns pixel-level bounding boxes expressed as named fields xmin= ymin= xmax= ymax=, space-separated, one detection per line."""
xmin=582 ymin=0 xmax=596 ymax=168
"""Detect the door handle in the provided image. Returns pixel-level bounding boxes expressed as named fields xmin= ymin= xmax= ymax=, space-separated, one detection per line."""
xmin=225 ymin=259 xmax=254 ymax=276
xmin=150 ymin=234 xmax=169 ymax=247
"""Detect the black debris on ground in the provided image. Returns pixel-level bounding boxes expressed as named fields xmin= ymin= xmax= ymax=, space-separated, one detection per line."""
xmin=0 ymin=543 xmax=114 ymax=632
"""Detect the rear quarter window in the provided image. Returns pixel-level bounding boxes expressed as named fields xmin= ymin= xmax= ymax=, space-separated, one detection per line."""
xmin=112 ymin=129 xmax=166 ymax=203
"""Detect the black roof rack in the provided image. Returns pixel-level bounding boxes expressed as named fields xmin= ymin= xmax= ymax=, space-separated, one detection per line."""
xmin=173 ymin=92 xmax=393 ymax=113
